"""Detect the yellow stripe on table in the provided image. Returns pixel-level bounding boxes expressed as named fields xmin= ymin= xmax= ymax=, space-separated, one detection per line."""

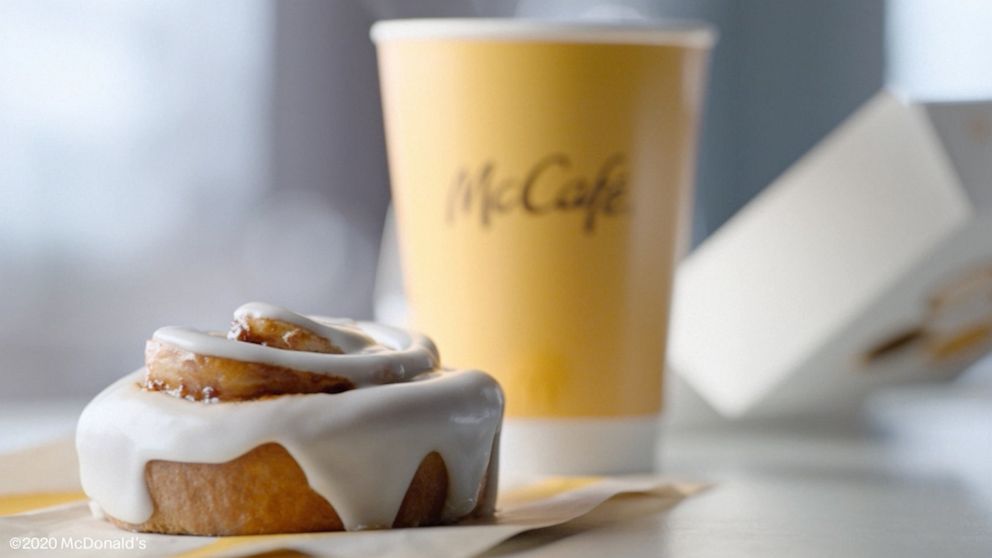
xmin=0 ymin=491 xmax=87 ymax=516
xmin=498 ymin=476 xmax=602 ymax=506
xmin=175 ymin=533 xmax=327 ymax=558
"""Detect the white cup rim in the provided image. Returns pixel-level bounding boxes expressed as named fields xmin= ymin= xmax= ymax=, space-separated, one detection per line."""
xmin=370 ymin=18 xmax=716 ymax=48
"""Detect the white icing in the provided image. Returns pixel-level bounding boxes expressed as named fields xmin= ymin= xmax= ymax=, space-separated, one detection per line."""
xmin=76 ymin=307 xmax=503 ymax=531
xmin=152 ymin=307 xmax=440 ymax=386
xmin=233 ymin=302 xmax=378 ymax=354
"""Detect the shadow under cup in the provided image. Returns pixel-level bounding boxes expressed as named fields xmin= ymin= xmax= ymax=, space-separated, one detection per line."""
xmin=372 ymin=19 xmax=714 ymax=480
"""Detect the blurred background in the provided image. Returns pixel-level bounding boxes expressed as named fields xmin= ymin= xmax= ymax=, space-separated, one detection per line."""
xmin=5 ymin=4 xmax=992 ymax=551
xmin=2 ymin=0 xmax=992 ymax=405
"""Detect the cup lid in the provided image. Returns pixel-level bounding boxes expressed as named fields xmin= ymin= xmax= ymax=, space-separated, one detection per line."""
xmin=371 ymin=18 xmax=716 ymax=48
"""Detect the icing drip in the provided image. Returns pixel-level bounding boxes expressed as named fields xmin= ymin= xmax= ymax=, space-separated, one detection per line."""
xmin=75 ymin=305 xmax=503 ymax=531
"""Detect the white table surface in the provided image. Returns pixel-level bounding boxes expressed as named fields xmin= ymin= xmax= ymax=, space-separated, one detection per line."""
xmin=2 ymin=386 xmax=991 ymax=557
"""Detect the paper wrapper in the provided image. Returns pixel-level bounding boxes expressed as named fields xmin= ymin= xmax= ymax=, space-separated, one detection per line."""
xmin=0 ymin=439 xmax=705 ymax=557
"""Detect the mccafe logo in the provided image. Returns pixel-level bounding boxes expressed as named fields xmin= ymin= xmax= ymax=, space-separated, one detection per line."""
xmin=446 ymin=153 xmax=629 ymax=233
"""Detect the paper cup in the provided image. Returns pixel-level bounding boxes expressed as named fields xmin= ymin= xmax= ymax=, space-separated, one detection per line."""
xmin=372 ymin=18 xmax=713 ymax=479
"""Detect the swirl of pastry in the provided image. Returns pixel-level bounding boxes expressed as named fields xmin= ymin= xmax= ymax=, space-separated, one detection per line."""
xmin=143 ymin=302 xmax=439 ymax=401
xmin=76 ymin=303 xmax=503 ymax=535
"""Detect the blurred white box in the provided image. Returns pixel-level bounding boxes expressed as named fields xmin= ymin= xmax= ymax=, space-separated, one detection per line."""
xmin=669 ymin=91 xmax=992 ymax=419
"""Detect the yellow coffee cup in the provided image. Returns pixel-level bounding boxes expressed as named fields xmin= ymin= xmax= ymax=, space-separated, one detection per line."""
xmin=372 ymin=19 xmax=713 ymax=477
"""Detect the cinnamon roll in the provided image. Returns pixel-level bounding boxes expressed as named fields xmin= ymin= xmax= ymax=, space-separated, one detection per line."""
xmin=76 ymin=303 xmax=504 ymax=535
